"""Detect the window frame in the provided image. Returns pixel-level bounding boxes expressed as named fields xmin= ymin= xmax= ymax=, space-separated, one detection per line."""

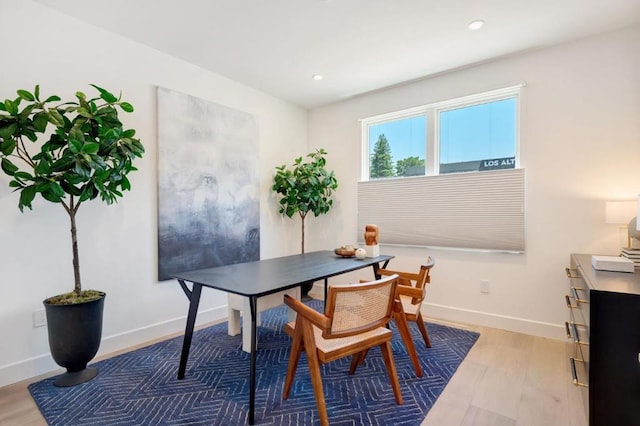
xmin=360 ymin=85 xmax=523 ymax=181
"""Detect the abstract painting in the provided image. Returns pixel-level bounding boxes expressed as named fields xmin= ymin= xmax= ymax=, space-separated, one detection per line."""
xmin=156 ymin=87 xmax=260 ymax=280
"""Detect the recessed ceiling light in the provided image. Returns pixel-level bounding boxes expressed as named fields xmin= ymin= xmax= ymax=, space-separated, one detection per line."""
xmin=468 ymin=20 xmax=485 ymax=30
xmin=312 ymin=74 xmax=324 ymax=81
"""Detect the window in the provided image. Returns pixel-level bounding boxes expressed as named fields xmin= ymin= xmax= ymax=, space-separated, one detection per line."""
xmin=361 ymin=85 xmax=521 ymax=181
xmin=358 ymin=85 xmax=525 ymax=252
xmin=368 ymin=115 xmax=426 ymax=178
xmin=439 ymin=97 xmax=516 ymax=174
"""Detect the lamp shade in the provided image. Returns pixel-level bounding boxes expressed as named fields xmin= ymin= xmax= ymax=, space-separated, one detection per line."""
xmin=605 ymin=200 xmax=637 ymax=224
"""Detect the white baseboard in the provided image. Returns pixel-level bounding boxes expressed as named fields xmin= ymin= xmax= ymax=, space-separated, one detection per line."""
xmin=422 ymin=302 xmax=566 ymax=341
xmin=311 ymin=282 xmax=565 ymax=341
xmin=0 ymin=305 xmax=228 ymax=388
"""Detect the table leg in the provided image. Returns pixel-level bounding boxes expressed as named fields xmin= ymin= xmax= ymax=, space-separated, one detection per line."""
xmin=323 ymin=278 xmax=329 ymax=304
xmin=249 ymin=295 xmax=257 ymax=425
xmin=372 ymin=259 xmax=390 ymax=279
xmin=177 ymin=282 xmax=202 ymax=380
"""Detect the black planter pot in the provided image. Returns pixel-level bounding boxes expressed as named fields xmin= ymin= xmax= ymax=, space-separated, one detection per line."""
xmin=44 ymin=292 xmax=105 ymax=387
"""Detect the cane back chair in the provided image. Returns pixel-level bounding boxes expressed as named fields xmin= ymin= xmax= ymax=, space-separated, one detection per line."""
xmin=282 ymin=274 xmax=403 ymax=426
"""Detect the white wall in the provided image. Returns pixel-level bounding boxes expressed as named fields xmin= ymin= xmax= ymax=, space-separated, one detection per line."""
xmin=308 ymin=25 xmax=640 ymax=339
xmin=0 ymin=1 xmax=308 ymax=387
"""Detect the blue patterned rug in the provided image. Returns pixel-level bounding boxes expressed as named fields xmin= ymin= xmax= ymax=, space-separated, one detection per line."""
xmin=29 ymin=300 xmax=479 ymax=425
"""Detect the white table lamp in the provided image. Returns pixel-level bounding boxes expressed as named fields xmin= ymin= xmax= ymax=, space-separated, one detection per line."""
xmin=605 ymin=200 xmax=636 ymax=248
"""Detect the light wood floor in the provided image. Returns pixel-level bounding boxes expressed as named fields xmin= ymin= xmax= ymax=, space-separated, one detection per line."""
xmin=422 ymin=320 xmax=588 ymax=426
xmin=0 ymin=319 xmax=587 ymax=426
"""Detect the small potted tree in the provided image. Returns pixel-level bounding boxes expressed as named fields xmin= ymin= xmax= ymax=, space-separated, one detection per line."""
xmin=0 ymin=85 xmax=144 ymax=386
xmin=272 ymin=148 xmax=338 ymax=294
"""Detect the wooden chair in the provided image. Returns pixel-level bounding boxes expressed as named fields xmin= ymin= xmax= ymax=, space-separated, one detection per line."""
xmin=282 ymin=275 xmax=403 ymax=426
xmin=380 ymin=257 xmax=435 ymax=348
xmin=352 ymin=257 xmax=435 ymax=378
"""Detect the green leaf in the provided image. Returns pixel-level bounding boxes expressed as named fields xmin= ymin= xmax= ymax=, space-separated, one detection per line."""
xmin=48 ymin=182 xmax=66 ymax=197
xmin=34 ymin=85 xmax=40 ymax=101
xmin=35 ymin=160 xmax=51 ymax=175
xmin=44 ymin=95 xmax=61 ymax=103
xmin=14 ymin=171 xmax=33 ymax=181
xmin=76 ymin=107 xmax=92 ymax=118
xmin=90 ymin=84 xmax=118 ymax=103
xmin=19 ymin=185 xmax=37 ymax=211
xmin=33 ymin=111 xmax=48 ymax=132
xmin=122 ymin=129 xmax=136 ymax=138
xmin=60 ymin=180 xmax=82 ymax=196
xmin=17 ymin=89 xmax=35 ymax=101
xmin=40 ymin=190 xmax=62 ymax=203
xmin=81 ymin=142 xmax=100 ymax=154
xmin=1 ymin=158 xmax=18 ymax=175
xmin=119 ymin=102 xmax=134 ymax=113
xmin=0 ymin=122 xmax=17 ymax=139
xmin=69 ymin=139 xmax=82 ymax=154
xmin=120 ymin=175 xmax=131 ymax=191
xmin=51 ymin=157 xmax=75 ymax=172
xmin=4 ymin=99 xmax=18 ymax=115
xmin=47 ymin=109 xmax=65 ymax=126
xmin=0 ymin=138 xmax=16 ymax=155
xmin=69 ymin=127 xmax=85 ymax=143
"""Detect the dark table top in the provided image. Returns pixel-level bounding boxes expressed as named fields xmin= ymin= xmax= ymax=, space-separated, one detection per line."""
xmin=171 ymin=250 xmax=394 ymax=298
xmin=573 ymin=253 xmax=640 ymax=295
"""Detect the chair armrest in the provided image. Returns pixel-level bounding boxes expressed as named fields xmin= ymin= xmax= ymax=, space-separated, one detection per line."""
xmin=378 ymin=268 xmax=421 ymax=282
xmin=284 ymin=294 xmax=330 ymax=330
xmin=371 ymin=276 xmax=422 ymax=301
xmin=396 ymin=285 xmax=422 ymax=299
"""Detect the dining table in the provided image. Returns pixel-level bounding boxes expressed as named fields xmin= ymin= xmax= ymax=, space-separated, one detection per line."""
xmin=172 ymin=250 xmax=394 ymax=424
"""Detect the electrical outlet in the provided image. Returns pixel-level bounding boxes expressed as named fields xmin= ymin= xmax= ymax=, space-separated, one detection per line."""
xmin=480 ymin=279 xmax=490 ymax=294
xmin=33 ymin=310 xmax=47 ymax=328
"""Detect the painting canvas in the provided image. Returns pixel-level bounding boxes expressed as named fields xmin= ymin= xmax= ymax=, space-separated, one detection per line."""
xmin=157 ymin=87 xmax=260 ymax=281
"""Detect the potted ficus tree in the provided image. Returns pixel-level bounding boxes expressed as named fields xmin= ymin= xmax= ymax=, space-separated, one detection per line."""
xmin=272 ymin=148 xmax=338 ymax=294
xmin=0 ymin=84 xmax=144 ymax=386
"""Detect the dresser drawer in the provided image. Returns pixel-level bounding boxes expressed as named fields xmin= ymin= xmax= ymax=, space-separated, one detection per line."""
xmin=565 ymin=318 xmax=589 ymax=365
xmin=568 ymin=254 xmax=640 ymax=426
xmin=565 ymin=266 xmax=591 ymax=386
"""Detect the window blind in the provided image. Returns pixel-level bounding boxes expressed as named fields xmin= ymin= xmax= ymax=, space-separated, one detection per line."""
xmin=357 ymin=168 xmax=525 ymax=252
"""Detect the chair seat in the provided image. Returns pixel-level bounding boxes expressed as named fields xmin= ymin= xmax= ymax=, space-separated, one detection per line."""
xmin=285 ymin=321 xmax=392 ymax=353
xmin=399 ymin=294 xmax=421 ymax=316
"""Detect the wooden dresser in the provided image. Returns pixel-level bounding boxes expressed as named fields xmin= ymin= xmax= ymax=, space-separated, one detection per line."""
xmin=566 ymin=253 xmax=640 ymax=426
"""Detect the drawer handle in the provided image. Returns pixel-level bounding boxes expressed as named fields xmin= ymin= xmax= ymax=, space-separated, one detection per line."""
xmin=565 ymin=295 xmax=577 ymax=309
xmin=569 ymin=357 xmax=588 ymax=387
xmin=565 ymin=267 xmax=580 ymax=279
xmin=565 ymin=321 xmax=589 ymax=345
xmin=571 ymin=287 xmax=589 ymax=304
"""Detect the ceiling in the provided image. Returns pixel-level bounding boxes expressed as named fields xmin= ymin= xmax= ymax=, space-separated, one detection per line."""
xmin=36 ymin=0 xmax=640 ymax=109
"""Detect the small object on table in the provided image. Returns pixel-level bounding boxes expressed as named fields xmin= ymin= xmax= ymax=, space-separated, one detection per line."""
xmin=591 ymin=255 xmax=635 ymax=272
xmin=355 ymin=248 xmax=367 ymax=259
xmin=364 ymin=224 xmax=380 ymax=258
xmin=364 ymin=224 xmax=379 ymax=245
xmin=335 ymin=246 xmax=356 ymax=257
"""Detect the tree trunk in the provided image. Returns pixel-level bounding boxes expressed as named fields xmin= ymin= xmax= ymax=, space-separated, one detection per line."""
xmin=69 ymin=209 xmax=82 ymax=295
xmin=301 ymin=216 xmax=305 ymax=254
